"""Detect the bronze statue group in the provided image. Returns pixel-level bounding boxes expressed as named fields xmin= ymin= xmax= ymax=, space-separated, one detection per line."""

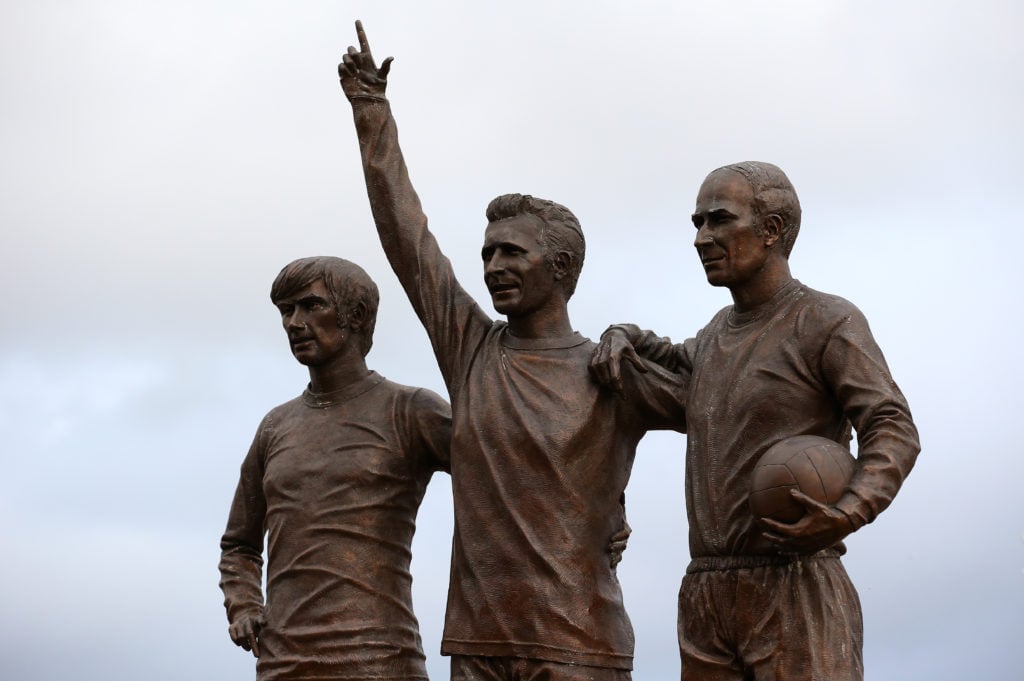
xmin=219 ymin=21 xmax=920 ymax=681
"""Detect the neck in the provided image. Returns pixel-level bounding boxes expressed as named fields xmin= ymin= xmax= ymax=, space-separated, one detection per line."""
xmin=506 ymin=303 xmax=574 ymax=340
xmin=307 ymin=353 xmax=370 ymax=394
xmin=729 ymin=259 xmax=793 ymax=313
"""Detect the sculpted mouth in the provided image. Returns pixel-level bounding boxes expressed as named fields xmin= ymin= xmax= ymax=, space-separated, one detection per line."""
xmin=489 ymin=283 xmax=518 ymax=294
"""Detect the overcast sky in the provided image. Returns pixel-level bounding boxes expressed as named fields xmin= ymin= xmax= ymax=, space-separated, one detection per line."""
xmin=2 ymin=1 xmax=1022 ymax=679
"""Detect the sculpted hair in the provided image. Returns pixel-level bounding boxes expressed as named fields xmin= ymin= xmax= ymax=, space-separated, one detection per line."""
xmin=718 ymin=161 xmax=802 ymax=257
xmin=270 ymin=256 xmax=380 ymax=356
xmin=485 ymin=193 xmax=586 ymax=297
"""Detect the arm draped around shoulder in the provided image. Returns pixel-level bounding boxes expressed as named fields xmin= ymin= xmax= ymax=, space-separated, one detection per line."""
xmin=821 ymin=307 xmax=920 ymax=529
xmin=607 ymin=323 xmax=696 ymax=374
xmin=218 ymin=418 xmax=270 ymax=624
xmin=620 ymin=357 xmax=690 ymax=434
xmin=349 ymin=98 xmax=490 ymax=389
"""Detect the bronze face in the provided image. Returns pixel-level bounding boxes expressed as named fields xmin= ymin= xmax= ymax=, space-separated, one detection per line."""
xmin=691 ymin=169 xmax=771 ymax=290
xmin=482 ymin=214 xmax=561 ymax=319
xmin=275 ymin=279 xmax=352 ymax=367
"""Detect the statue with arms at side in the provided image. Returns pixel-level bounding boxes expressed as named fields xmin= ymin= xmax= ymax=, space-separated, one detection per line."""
xmin=219 ymin=256 xmax=451 ymax=681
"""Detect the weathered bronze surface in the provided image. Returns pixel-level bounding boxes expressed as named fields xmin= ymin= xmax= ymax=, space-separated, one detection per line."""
xmin=220 ymin=20 xmax=920 ymax=681
xmin=591 ymin=163 xmax=921 ymax=680
xmin=218 ymin=256 xmax=451 ymax=680
xmin=339 ymin=21 xmax=686 ymax=680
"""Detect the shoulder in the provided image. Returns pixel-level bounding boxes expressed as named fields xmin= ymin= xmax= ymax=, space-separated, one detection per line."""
xmin=410 ymin=387 xmax=452 ymax=416
xmin=793 ymin=284 xmax=870 ymax=331
xmin=378 ymin=381 xmax=451 ymax=470
xmin=375 ymin=378 xmax=452 ymax=418
xmin=260 ymin=394 xmax=305 ymax=427
xmin=245 ymin=394 xmax=305 ymax=459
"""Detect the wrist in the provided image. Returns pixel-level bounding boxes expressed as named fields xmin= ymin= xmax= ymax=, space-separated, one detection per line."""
xmin=834 ymin=492 xmax=868 ymax=532
xmin=347 ymin=93 xmax=388 ymax=104
xmin=601 ymin=324 xmax=632 ymax=340
xmin=230 ymin=604 xmax=264 ymax=623
xmin=836 ymin=506 xmax=859 ymax=535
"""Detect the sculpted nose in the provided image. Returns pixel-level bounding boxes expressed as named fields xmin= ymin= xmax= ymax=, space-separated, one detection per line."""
xmin=484 ymin=254 xmax=504 ymax=275
xmin=694 ymin=225 xmax=713 ymax=251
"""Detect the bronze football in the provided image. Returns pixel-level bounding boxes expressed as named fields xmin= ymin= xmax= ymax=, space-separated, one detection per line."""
xmin=749 ymin=435 xmax=856 ymax=524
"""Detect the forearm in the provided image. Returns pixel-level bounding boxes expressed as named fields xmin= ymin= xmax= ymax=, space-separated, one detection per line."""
xmin=624 ymin=359 xmax=689 ymax=433
xmin=348 ymin=96 xmax=487 ymax=386
xmin=339 ymin=25 xmax=433 ymax=293
xmin=219 ymin=444 xmax=268 ymax=623
xmin=351 ymin=98 xmax=444 ymax=306
xmin=834 ymin=400 xmax=920 ymax=529
xmin=606 ymin=323 xmax=689 ymax=372
xmin=218 ymin=543 xmax=265 ymax=623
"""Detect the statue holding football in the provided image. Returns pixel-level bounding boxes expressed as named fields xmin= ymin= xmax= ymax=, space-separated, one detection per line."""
xmin=217 ymin=19 xmax=922 ymax=681
xmin=592 ymin=161 xmax=920 ymax=680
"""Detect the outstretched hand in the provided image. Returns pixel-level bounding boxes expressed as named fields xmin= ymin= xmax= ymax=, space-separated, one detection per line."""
xmin=338 ymin=20 xmax=393 ymax=100
xmin=590 ymin=327 xmax=647 ymax=394
xmin=760 ymin=490 xmax=854 ymax=554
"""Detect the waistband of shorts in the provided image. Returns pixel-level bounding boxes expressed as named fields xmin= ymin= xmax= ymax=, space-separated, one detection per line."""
xmin=685 ymin=548 xmax=841 ymax=574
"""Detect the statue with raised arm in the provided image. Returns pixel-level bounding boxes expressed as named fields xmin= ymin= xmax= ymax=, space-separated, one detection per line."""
xmin=591 ymin=163 xmax=921 ymax=681
xmin=219 ymin=256 xmax=451 ymax=681
xmin=338 ymin=21 xmax=686 ymax=681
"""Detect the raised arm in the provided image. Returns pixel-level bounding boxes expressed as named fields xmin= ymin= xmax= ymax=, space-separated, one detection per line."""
xmin=338 ymin=21 xmax=489 ymax=388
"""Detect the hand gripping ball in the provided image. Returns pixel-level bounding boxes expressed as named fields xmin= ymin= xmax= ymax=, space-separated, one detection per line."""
xmin=749 ymin=435 xmax=856 ymax=525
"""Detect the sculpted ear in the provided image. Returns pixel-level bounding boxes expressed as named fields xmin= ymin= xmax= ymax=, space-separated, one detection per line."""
xmin=347 ymin=301 xmax=369 ymax=332
xmin=762 ymin=214 xmax=784 ymax=249
xmin=551 ymin=251 xmax=572 ymax=281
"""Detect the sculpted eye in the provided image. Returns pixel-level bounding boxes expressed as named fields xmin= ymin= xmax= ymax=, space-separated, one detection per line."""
xmin=707 ymin=210 xmax=735 ymax=226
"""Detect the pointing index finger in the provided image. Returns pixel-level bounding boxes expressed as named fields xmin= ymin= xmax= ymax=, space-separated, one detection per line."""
xmin=355 ymin=19 xmax=371 ymax=55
